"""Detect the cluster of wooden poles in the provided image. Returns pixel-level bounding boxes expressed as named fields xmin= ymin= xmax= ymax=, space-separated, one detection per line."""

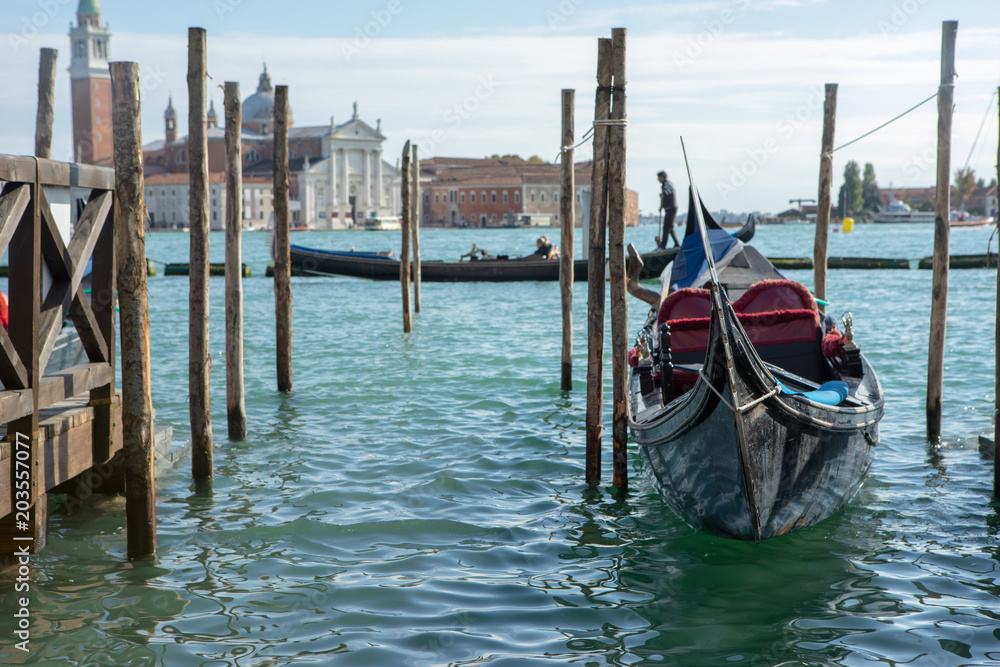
xmin=102 ymin=28 xmax=297 ymax=558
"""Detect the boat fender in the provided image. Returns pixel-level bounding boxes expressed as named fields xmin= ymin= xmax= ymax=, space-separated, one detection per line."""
xmin=777 ymin=379 xmax=849 ymax=406
xmin=658 ymin=323 xmax=674 ymax=404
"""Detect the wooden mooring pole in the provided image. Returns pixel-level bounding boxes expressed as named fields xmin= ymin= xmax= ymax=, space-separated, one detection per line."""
xmin=813 ymin=83 xmax=837 ymax=312
xmin=224 ymin=82 xmax=247 ymax=440
xmin=110 ymin=61 xmax=156 ymax=559
xmin=926 ymin=20 xmax=957 ymax=442
xmin=274 ymin=85 xmax=293 ymax=392
xmin=559 ymin=88 xmax=575 ymax=392
xmin=34 ymin=47 xmax=57 ymax=158
xmin=585 ymin=37 xmax=612 ymax=488
xmin=400 ymin=140 xmax=412 ymax=333
xmin=188 ymin=28 xmax=213 ymax=480
xmin=994 ymin=85 xmax=999 ymax=498
xmin=608 ymin=29 xmax=629 ymax=494
xmin=411 ymin=143 xmax=422 ymax=313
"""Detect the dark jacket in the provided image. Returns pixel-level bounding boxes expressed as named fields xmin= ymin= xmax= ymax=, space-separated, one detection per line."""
xmin=660 ymin=179 xmax=677 ymax=211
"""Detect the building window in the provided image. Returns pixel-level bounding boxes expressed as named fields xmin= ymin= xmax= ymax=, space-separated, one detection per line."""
xmin=540 ymin=192 xmax=546 ymax=203
xmin=554 ymin=193 xmax=559 ymax=203
xmin=530 ymin=191 xmax=535 ymax=203
xmin=471 ymin=192 xmax=475 ymax=203
xmin=424 ymin=193 xmax=429 ymax=204
xmin=503 ymin=191 xmax=508 ymax=203
xmin=435 ymin=193 xmax=439 ymax=204
xmin=515 ymin=191 xmax=520 ymax=203
xmin=461 ymin=192 xmax=466 ymax=203
xmin=491 ymin=191 xmax=497 ymax=203
xmin=481 ymin=191 xmax=486 ymax=202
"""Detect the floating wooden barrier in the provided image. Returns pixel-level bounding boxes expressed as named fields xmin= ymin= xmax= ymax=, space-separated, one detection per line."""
xmin=164 ymin=262 xmax=250 ymax=277
xmin=828 ymin=256 xmax=911 ymax=270
xmin=918 ymin=253 xmax=997 ymax=269
xmin=770 ymin=257 xmax=813 ymax=270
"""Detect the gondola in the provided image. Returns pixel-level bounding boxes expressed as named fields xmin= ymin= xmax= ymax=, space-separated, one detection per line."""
xmin=283 ymin=216 xmax=755 ymax=283
xmin=627 ymin=183 xmax=883 ymax=542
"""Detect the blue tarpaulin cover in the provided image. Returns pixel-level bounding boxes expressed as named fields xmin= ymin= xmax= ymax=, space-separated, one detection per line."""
xmin=669 ymin=229 xmax=740 ymax=291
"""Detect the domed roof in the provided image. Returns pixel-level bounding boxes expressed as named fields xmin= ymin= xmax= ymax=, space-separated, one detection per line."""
xmin=242 ymin=64 xmax=292 ymax=128
xmin=77 ymin=0 xmax=101 ymax=15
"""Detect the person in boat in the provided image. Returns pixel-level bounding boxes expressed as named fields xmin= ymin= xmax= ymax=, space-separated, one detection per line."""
xmin=527 ymin=236 xmax=559 ymax=260
xmin=656 ymin=170 xmax=680 ymax=249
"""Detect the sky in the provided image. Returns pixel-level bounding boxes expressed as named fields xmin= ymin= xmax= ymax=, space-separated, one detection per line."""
xmin=1 ymin=0 xmax=998 ymax=215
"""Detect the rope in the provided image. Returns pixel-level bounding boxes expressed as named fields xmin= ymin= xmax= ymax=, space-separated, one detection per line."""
xmin=823 ymin=91 xmax=939 ymax=157
xmin=962 ymin=87 xmax=999 ymax=171
xmin=553 ymin=118 xmax=628 ymax=162
xmin=697 ymin=367 xmax=779 ymax=414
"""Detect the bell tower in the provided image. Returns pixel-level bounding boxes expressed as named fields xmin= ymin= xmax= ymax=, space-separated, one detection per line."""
xmin=68 ymin=0 xmax=113 ymax=164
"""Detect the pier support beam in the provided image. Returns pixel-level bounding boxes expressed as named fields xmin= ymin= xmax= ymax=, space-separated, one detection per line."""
xmin=274 ymin=85 xmax=293 ymax=393
xmin=608 ymin=29 xmax=629 ymax=494
xmin=994 ymin=85 xmax=1000 ymax=498
xmin=400 ymin=141 xmax=412 ymax=333
xmin=813 ymin=83 xmax=837 ymax=312
xmin=411 ymin=144 xmax=422 ymax=313
xmin=188 ymin=27 xmax=213 ymax=479
xmin=34 ymin=48 xmax=57 ymax=159
xmin=559 ymin=89 xmax=575 ymax=392
xmin=224 ymin=81 xmax=247 ymax=440
xmin=926 ymin=20 xmax=957 ymax=442
xmin=110 ymin=61 xmax=156 ymax=559
xmin=585 ymin=37 xmax=612 ymax=488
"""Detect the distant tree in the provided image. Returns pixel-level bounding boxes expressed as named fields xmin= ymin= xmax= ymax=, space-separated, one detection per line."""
xmin=526 ymin=155 xmax=546 ymax=164
xmin=838 ymin=160 xmax=863 ymax=217
xmin=977 ymin=177 xmax=986 ymax=189
xmin=954 ymin=167 xmax=976 ymax=211
xmin=916 ymin=198 xmax=936 ymax=212
xmin=861 ymin=163 xmax=881 ymax=212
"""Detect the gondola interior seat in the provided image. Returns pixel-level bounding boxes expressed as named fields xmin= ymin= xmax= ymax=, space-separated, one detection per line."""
xmin=657 ymin=279 xmax=825 ymax=385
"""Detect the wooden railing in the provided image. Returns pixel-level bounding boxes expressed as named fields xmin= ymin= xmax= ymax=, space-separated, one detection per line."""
xmin=0 ymin=154 xmax=117 ymax=522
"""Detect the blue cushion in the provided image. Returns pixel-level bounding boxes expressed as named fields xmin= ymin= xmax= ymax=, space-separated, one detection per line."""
xmin=777 ymin=380 xmax=849 ymax=406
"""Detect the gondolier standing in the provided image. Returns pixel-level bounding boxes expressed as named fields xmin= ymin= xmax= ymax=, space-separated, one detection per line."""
xmin=657 ymin=170 xmax=679 ymax=249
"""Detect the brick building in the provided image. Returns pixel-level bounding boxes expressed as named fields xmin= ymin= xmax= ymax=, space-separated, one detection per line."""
xmin=418 ymin=157 xmax=639 ymax=228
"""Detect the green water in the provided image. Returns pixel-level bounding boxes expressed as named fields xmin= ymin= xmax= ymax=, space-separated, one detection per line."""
xmin=1 ymin=223 xmax=999 ymax=666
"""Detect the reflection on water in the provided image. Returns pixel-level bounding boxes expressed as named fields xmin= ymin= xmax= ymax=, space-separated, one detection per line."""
xmin=0 ymin=225 xmax=998 ymax=665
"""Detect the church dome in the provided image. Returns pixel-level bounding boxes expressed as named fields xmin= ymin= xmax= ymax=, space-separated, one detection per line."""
xmin=242 ymin=64 xmax=293 ymax=128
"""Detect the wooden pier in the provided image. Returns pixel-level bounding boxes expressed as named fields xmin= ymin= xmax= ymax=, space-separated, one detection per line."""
xmin=0 ymin=154 xmax=173 ymax=560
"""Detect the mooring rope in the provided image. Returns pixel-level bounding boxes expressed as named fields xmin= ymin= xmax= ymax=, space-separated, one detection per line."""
xmin=697 ymin=367 xmax=779 ymax=414
xmin=553 ymin=118 xmax=628 ymax=163
xmin=823 ymin=90 xmax=940 ymax=157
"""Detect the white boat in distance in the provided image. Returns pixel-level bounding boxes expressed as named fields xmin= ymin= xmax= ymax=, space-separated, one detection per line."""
xmin=872 ymin=198 xmax=936 ymax=223
xmin=362 ymin=216 xmax=402 ymax=231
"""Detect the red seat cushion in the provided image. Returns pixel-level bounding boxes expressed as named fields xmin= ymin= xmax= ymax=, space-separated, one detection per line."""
xmin=657 ymin=287 xmax=711 ymax=326
xmin=732 ymin=279 xmax=818 ymax=316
